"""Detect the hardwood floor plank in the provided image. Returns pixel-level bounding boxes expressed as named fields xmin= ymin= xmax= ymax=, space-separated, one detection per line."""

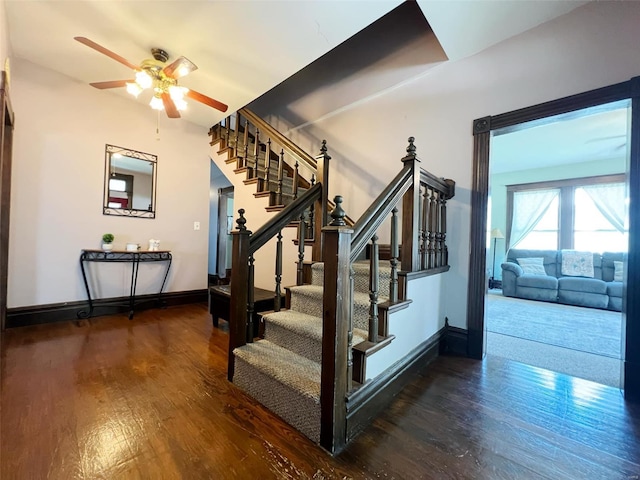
xmin=2 ymin=304 xmax=639 ymax=479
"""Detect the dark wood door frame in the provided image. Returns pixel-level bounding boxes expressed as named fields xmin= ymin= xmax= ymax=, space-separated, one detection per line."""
xmin=467 ymin=76 xmax=640 ymax=400
xmin=0 ymin=70 xmax=15 ymax=332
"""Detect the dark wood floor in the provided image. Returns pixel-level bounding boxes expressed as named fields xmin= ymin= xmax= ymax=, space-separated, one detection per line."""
xmin=2 ymin=304 xmax=640 ymax=479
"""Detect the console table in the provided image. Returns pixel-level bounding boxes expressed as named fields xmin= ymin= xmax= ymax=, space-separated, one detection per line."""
xmin=78 ymin=249 xmax=172 ymax=319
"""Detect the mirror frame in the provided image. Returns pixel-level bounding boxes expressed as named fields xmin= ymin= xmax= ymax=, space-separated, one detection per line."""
xmin=103 ymin=144 xmax=157 ymax=219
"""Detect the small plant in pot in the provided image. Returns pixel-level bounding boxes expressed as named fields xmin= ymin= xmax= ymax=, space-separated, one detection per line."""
xmin=102 ymin=233 xmax=115 ymax=251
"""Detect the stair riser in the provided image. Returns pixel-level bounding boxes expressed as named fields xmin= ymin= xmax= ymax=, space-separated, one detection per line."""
xmin=264 ymin=321 xmax=322 ymax=363
xmin=234 ymin=358 xmax=320 ymax=443
xmin=290 ymin=287 xmax=373 ymax=331
xmin=311 ymin=266 xmax=392 ymax=298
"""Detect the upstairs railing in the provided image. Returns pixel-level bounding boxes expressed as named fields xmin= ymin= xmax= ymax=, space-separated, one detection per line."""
xmin=210 ymin=109 xmax=330 ymax=259
xmin=319 ymin=137 xmax=455 ymax=452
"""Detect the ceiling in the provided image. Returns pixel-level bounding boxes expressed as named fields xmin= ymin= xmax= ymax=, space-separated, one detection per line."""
xmin=3 ymin=1 xmax=589 ymax=129
xmin=491 ymin=101 xmax=630 ymax=175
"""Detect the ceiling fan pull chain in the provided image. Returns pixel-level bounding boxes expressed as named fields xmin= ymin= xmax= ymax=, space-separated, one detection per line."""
xmin=156 ymin=110 xmax=161 ymax=141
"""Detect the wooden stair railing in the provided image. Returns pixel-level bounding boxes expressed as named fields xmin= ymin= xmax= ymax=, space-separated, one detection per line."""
xmin=210 ymin=110 xmax=339 ymax=259
xmin=320 ymin=137 xmax=455 ymax=452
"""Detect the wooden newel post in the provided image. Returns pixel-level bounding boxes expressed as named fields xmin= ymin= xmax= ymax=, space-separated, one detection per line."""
xmin=401 ymin=137 xmax=421 ymax=272
xmin=313 ymin=140 xmax=331 ymax=261
xmin=229 ymin=209 xmax=252 ymax=381
xmin=320 ymin=195 xmax=351 ymax=454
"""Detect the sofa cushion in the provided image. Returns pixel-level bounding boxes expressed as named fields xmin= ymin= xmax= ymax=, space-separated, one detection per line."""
xmin=558 ymin=276 xmax=607 ymax=294
xmin=614 ymin=261 xmax=624 ymax=282
xmin=506 ymin=249 xmax=559 ymax=277
xmin=516 ymin=257 xmax=546 ymax=275
xmin=561 ymin=250 xmax=594 ymax=278
xmin=601 ymin=252 xmax=625 ymax=282
xmin=607 ymin=281 xmax=623 ymax=298
xmin=558 ymin=290 xmax=608 ymax=309
xmin=518 ymin=274 xmax=558 ymax=289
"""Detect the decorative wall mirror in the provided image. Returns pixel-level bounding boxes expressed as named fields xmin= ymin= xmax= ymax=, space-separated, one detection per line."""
xmin=103 ymin=144 xmax=157 ymax=218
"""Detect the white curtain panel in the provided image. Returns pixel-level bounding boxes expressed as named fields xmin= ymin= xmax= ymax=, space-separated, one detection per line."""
xmin=581 ymin=183 xmax=626 ymax=233
xmin=510 ymin=189 xmax=559 ymax=248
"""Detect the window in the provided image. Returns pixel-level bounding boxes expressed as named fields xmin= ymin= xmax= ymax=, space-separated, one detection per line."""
xmin=516 ymin=195 xmax=559 ymax=249
xmin=507 ymin=175 xmax=627 ymax=253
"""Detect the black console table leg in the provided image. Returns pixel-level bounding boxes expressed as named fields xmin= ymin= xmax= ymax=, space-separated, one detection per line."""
xmin=77 ymin=254 xmax=93 ymax=319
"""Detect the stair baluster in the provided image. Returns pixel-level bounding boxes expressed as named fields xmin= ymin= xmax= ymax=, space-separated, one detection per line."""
xmin=247 ymin=254 xmax=255 ymax=342
xmin=428 ymin=188 xmax=437 ymax=269
xmin=308 ymin=174 xmax=315 ymax=240
xmin=389 ymin=207 xmax=399 ymax=303
xmin=233 ymin=112 xmax=241 ymax=155
xmin=293 ymin=161 xmax=299 ymax=200
xmin=276 ymin=149 xmax=284 ymax=206
xmin=275 ymin=230 xmax=283 ymax=311
xmin=297 ymin=214 xmax=306 ymax=285
xmin=437 ymin=193 xmax=442 ymax=268
xmin=421 ymin=185 xmax=429 ymax=269
xmin=347 ymin=264 xmax=354 ymax=392
xmin=263 ymin=138 xmax=271 ymax=192
xmin=252 ymin=128 xmax=260 ymax=179
xmin=242 ymin=119 xmax=249 ymax=168
xmin=223 ymin=115 xmax=231 ymax=145
xmin=368 ymin=235 xmax=379 ymax=343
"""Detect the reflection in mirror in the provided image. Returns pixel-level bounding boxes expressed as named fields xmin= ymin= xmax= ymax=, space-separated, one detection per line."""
xmin=103 ymin=144 xmax=157 ymax=218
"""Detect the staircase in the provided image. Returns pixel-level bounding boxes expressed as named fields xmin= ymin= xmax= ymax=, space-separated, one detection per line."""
xmin=233 ymin=262 xmax=391 ymax=442
xmin=209 ymin=111 xmax=455 ymax=454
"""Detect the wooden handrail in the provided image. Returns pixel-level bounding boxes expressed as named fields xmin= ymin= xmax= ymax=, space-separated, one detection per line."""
xmin=239 ymin=108 xmax=318 ymax=174
xmin=350 ymin=165 xmax=413 ymax=262
xmin=249 ymin=182 xmax=322 ymax=254
xmin=420 ymin=169 xmax=455 ymax=199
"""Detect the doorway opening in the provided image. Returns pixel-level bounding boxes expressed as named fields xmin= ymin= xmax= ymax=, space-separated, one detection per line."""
xmin=485 ymin=101 xmax=629 ymax=387
xmin=467 ymin=76 xmax=640 ymax=400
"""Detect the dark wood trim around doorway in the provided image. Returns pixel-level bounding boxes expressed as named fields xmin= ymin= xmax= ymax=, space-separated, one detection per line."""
xmin=0 ymin=71 xmax=15 ymax=333
xmin=468 ymin=77 xmax=640 ymax=400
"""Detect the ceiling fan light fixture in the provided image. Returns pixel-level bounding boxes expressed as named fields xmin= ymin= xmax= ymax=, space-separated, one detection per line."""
xmin=174 ymin=98 xmax=188 ymax=111
xmin=149 ymin=95 xmax=164 ymax=111
xmin=169 ymin=85 xmax=188 ymax=101
xmin=135 ymin=70 xmax=153 ymax=90
xmin=126 ymin=82 xmax=142 ymax=98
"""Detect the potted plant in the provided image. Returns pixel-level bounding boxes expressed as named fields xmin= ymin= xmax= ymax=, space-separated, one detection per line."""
xmin=102 ymin=233 xmax=115 ymax=251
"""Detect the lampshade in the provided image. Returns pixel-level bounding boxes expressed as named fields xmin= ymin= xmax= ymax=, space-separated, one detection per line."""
xmin=149 ymin=95 xmax=164 ymax=111
xmin=490 ymin=228 xmax=505 ymax=239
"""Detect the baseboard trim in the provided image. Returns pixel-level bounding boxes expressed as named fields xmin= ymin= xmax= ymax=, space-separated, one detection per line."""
xmin=6 ymin=289 xmax=208 ymax=328
xmin=345 ymin=326 xmax=444 ymax=442
xmin=441 ymin=324 xmax=469 ymax=357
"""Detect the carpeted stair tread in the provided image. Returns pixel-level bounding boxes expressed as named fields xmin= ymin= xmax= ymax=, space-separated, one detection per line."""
xmin=233 ymin=340 xmax=320 ymax=400
xmin=289 ymin=284 xmax=385 ymax=331
xmin=263 ymin=309 xmax=367 ymax=362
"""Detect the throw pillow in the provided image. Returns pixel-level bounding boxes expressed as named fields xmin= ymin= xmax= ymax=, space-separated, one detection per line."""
xmin=561 ymin=250 xmax=594 ymax=278
xmin=517 ymin=257 xmax=547 ymax=275
xmin=614 ymin=260 xmax=624 ymax=282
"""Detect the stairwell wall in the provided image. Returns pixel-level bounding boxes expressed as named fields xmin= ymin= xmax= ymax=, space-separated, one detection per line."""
xmin=0 ymin=0 xmax=9 ymax=70
xmin=248 ymin=1 xmax=640 ymax=334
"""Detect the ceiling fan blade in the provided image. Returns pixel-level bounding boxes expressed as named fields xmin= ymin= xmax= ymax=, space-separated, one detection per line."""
xmin=161 ymin=93 xmax=181 ymax=118
xmin=163 ymin=56 xmax=198 ymax=79
xmin=186 ymin=89 xmax=228 ymax=113
xmin=89 ymin=80 xmax=133 ymax=89
xmin=74 ymin=36 xmax=139 ymax=71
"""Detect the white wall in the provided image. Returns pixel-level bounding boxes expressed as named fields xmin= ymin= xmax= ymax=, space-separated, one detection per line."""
xmin=8 ymin=59 xmax=212 ymax=308
xmin=250 ymin=1 xmax=640 ymax=329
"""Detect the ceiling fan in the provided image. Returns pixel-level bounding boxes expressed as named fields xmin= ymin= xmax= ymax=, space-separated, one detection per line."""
xmin=74 ymin=36 xmax=228 ymax=118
